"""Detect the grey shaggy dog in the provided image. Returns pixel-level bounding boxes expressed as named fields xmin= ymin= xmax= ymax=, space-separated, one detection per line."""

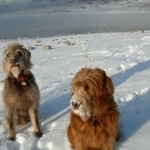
xmin=2 ymin=42 xmax=43 ymax=141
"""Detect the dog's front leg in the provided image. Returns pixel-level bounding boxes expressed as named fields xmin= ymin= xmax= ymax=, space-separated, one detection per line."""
xmin=29 ymin=108 xmax=43 ymax=138
xmin=74 ymin=138 xmax=87 ymax=150
xmin=3 ymin=109 xmax=16 ymax=141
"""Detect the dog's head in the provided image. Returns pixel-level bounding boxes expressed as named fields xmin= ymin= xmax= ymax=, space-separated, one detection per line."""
xmin=2 ymin=42 xmax=32 ymax=77
xmin=70 ymin=68 xmax=114 ymax=121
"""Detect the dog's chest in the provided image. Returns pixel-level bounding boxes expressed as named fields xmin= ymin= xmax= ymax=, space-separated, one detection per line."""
xmin=4 ymin=80 xmax=33 ymax=110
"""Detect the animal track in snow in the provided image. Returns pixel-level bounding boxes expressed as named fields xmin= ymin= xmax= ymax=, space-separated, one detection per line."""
xmin=141 ymin=36 xmax=150 ymax=41
xmin=125 ymin=94 xmax=134 ymax=102
xmin=119 ymin=93 xmax=134 ymax=102
xmin=134 ymin=91 xmax=139 ymax=95
xmin=16 ymin=135 xmax=25 ymax=144
xmin=139 ymin=87 xmax=149 ymax=95
xmin=71 ymin=53 xmax=83 ymax=56
xmin=128 ymin=47 xmax=136 ymax=53
xmin=51 ymin=122 xmax=57 ymax=130
xmin=138 ymin=51 xmax=145 ymax=55
xmin=128 ymin=62 xmax=138 ymax=67
xmin=46 ymin=142 xmax=53 ymax=150
xmin=120 ymin=87 xmax=149 ymax=103
xmin=118 ymin=64 xmax=126 ymax=71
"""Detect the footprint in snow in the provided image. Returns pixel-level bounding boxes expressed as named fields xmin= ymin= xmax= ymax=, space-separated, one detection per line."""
xmin=46 ymin=142 xmax=53 ymax=150
xmin=118 ymin=64 xmax=126 ymax=71
xmin=119 ymin=94 xmax=134 ymax=102
xmin=16 ymin=135 xmax=25 ymax=144
xmin=128 ymin=62 xmax=138 ymax=67
xmin=139 ymin=87 xmax=149 ymax=95
xmin=51 ymin=122 xmax=57 ymax=130
xmin=125 ymin=94 xmax=134 ymax=102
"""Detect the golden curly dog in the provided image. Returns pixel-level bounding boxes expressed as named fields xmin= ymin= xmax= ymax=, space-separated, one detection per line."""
xmin=2 ymin=42 xmax=43 ymax=141
xmin=67 ymin=68 xmax=120 ymax=150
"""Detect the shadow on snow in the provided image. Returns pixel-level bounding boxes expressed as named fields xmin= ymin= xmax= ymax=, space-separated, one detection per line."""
xmin=112 ymin=59 xmax=150 ymax=149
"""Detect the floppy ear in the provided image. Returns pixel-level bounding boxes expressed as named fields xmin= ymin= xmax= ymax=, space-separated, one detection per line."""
xmin=22 ymin=47 xmax=32 ymax=73
xmin=103 ymin=71 xmax=114 ymax=98
xmin=28 ymin=50 xmax=31 ymax=59
xmin=105 ymin=76 xmax=114 ymax=96
xmin=2 ymin=49 xmax=8 ymax=74
xmin=2 ymin=58 xmax=6 ymax=73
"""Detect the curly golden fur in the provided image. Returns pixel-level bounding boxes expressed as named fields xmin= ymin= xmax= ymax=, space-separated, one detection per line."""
xmin=2 ymin=42 xmax=43 ymax=141
xmin=67 ymin=68 xmax=120 ymax=150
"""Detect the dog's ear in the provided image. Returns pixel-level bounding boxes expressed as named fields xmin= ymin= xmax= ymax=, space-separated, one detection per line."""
xmin=27 ymin=50 xmax=31 ymax=59
xmin=102 ymin=71 xmax=114 ymax=98
xmin=2 ymin=57 xmax=6 ymax=73
xmin=20 ymin=44 xmax=31 ymax=58
xmin=2 ymin=49 xmax=8 ymax=74
xmin=23 ymin=48 xmax=32 ymax=70
xmin=105 ymin=76 xmax=114 ymax=96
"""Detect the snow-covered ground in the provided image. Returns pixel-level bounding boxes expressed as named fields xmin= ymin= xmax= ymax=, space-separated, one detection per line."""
xmin=0 ymin=0 xmax=150 ymax=150
xmin=0 ymin=31 xmax=150 ymax=150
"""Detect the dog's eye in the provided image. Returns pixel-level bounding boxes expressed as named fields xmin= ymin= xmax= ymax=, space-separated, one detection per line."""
xmin=7 ymin=53 xmax=10 ymax=57
xmin=85 ymin=85 xmax=89 ymax=90
xmin=17 ymin=51 xmax=23 ymax=57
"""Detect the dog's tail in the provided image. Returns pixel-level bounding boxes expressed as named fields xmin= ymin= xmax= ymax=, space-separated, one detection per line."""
xmin=17 ymin=114 xmax=30 ymax=126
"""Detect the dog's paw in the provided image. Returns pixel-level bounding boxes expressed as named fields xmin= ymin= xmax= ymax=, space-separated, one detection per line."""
xmin=9 ymin=136 xmax=16 ymax=141
xmin=35 ymin=131 xmax=43 ymax=138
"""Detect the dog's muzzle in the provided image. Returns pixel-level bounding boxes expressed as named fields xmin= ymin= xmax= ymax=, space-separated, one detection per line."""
xmin=70 ymin=93 xmax=92 ymax=121
xmin=70 ymin=94 xmax=81 ymax=110
xmin=10 ymin=58 xmax=18 ymax=64
xmin=10 ymin=58 xmax=21 ymax=68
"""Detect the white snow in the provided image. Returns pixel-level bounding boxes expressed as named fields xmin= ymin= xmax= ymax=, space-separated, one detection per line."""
xmin=0 ymin=0 xmax=150 ymax=150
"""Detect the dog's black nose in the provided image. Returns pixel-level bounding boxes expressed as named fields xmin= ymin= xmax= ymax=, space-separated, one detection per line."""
xmin=10 ymin=58 xmax=17 ymax=64
xmin=72 ymin=102 xmax=80 ymax=108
